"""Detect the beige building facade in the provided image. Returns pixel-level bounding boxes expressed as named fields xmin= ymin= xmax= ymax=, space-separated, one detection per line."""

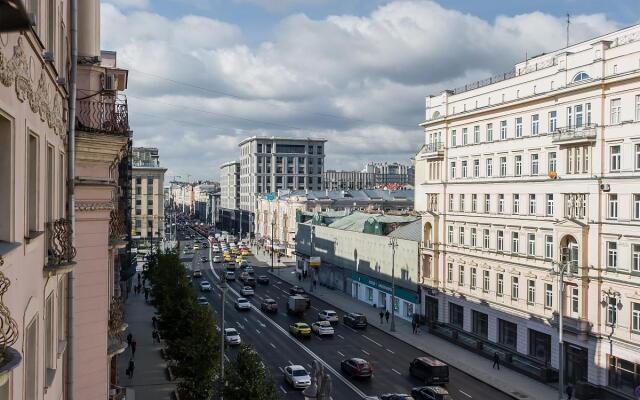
xmin=415 ymin=24 xmax=640 ymax=397
xmin=220 ymin=161 xmax=240 ymax=210
xmin=131 ymin=147 xmax=167 ymax=248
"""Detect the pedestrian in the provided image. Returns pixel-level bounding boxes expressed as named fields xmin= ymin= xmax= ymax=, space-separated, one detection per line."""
xmin=313 ymin=280 xmax=317 ymax=289
xmin=379 ymin=309 xmax=384 ymax=324
xmin=127 ymin=359 xmax=135 ymax=378
xmin=144 ymin=287 xmax=149 ymax=303
xmin=492 ymin=352 xmax=500 ymax=370
xmin=137 ymin=272 xmax=141 ymax=285
xmin=565 ymin=384 xmax=573 ymax=400
xmin=385 ymin=310 xmax=390 ymax=323
xmin=152 ymin=330 xmax=160 ymax=344
xmin=412 ymin=321 xmax=417 ymax=334
xmin=152 ymin=315 xmax=158 ymax=329
xmin=126 ymin=333 xmax=133 ymax=347
xmin=131 ymin=340 xmax=137 ymax=357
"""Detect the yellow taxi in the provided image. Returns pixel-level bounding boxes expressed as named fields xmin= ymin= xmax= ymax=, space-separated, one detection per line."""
xmin=193 ymin=244 xmax=200 ymax=250
xmin=241 ymin=249 xmax=249 ymax=256
xmin=231 ymin=248 xmax=238 ymax=255
xmin=224 ymin=255 xmax=232 ymax=262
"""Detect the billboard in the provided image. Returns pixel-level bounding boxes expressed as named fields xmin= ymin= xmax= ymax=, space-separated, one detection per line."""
xmin=309 ymin=257 xmax=321 ymax=268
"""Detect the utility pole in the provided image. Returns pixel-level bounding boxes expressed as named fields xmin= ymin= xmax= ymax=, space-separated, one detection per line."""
xmin=554 ymin=247 xmax=572 ymax=400
xmin=271 ymin=221 xmax=275 ymax=273
xmin=309 ymin=226 xmax=315 ymax=292
xmin=388 ymin=237 xmax=398 ymax=332
xmin=219 ymin=266 xmax=227 ymax=400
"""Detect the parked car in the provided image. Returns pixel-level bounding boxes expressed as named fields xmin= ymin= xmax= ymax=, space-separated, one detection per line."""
xmin=409 ymin=357 xmax=449 ymax=385
xmin=283 ymin=365 xmax=311 ymax=389
xmin=340 ymin=358 xmax=373 ymax=378
xmin=411 ymin=386 xmax=452 ymax=400
xmin=235 ymin=297 xmax=251 ymax=311
xmin=379 ymin=395 xmax=414 ymax=400
xmin=289 ymin=322 xmax=311 ymax=338
xmin=257 ymin=275 xmax=270 ymax=285
xmin=192 ymin=269 xmax=203 ymax=278
xmin=318 ymin=310 xmax=339 ymax=324
xmin=311 ymin=321 xmax=334 ymax=336
xmin=199 ymin=281 xmax=212 ymax=292
xmin=223 ymin=328 xmax=241 ymax=346
xmin=260 ymin=298 xmax=278 ymax=313
xmin=239 ymin=272 xmax=249 ymax=282
xmin=343 ymin=313 xmax=367 ymax=329
xmin=225 ymin=271 xmax=235 ymax=281
xmin=244 ymin=266 xmax=254 ymax=275
xmin=197 ymin=296 xmax=208 ymax=306
xmin=241 ymin=286 xmax=255 ymax=296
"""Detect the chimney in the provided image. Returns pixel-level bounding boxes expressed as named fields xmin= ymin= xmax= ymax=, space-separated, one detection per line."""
xmin=78 ymin=0 xmax=101 ymax=59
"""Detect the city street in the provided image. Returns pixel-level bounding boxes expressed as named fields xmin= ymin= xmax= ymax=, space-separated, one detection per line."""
xmin=176 ymin=228 xmax=514 ymax=400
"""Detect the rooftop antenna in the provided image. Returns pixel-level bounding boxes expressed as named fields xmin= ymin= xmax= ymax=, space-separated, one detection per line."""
xmin=566 ymin=13 xmax=570 ymax=48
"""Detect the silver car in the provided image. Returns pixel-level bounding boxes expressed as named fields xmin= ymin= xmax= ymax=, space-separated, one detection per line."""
xmin=284 ymin=365 xmax=311 ymax=389
xmin=318 ymin=310 xmax=339 ymax=324
xmin=223 ymin=328 xmax=241 ymax=345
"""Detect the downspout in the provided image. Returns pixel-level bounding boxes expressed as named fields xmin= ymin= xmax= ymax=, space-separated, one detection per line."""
xmin=66 ymin=0 xmax=78 ymax=398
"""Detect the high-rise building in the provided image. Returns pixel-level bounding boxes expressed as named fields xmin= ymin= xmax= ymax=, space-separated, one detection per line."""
xmin=220 ymin=161 xmax=240 ymax=210
xmin=131 ymin=147 xmax=167 ymax=249
xmin=415 ymin=24 xmax=640 ymax=398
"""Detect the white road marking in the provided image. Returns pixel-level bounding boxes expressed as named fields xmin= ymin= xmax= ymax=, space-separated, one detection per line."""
xmin=288 ymin=360 xmax=293 ymax=366
xmin=307 ymin=363 xmax=312 ymax=369
xmin=362 ymin=335 xmax=383 ymax=347
xmin=361 ymin=349 xmax=370 ymax=355
xmin=337 ymin=351 xmax=345 ymax=357
xmin=386 ymin=348 xmax=395 ymax=354
xmin=270 ymin=343 xmax=277 ymax=349
xmin=279 ymin=385 xmax=287 ymax=394
xmin=243 ymin=317 xmax=249 ymax=323
xmin=310 ymin=306 xmax=319 ymax=311
xmin=392 ymin=368 xmax=401 ymax=375
xmin=258 ymin=321 xmax=266 ymax=328
xmin=236 ymin=322 xmax=244 ymax=329
xmin=224 ymin=354 xmax=229 ymax=362
xmin=256 ymin=329 xmax=261 ymax=334
xmin=337 ymin=334 xmax=345 ymax=339
xmin=345 ymin=326 xmax=358 ymax=333
xmin=459 ymin=390 xmax=472 ymax=398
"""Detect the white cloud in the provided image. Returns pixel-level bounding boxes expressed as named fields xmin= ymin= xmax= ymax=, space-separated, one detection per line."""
xmin=233 ymin=0 xmax=328 ymax=12
xmin=102 ymin=0 xmax=148 ymax=9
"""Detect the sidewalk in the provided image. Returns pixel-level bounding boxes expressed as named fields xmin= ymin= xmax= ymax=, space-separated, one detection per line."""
xmin=119 ymin=279 xmax=175 ymax=400
xmin=249 ymin=247 xmax=555 ymax=400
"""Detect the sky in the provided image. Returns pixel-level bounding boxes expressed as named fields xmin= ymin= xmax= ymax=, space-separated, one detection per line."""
xmin=100 ymin=0 xmax=640 ymax=181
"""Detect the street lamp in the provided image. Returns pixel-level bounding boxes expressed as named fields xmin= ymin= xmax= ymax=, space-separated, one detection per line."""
xmin=388 ymin=237 xmax=398 ymax=332
xmin=270 ymin=220 xmax=275 ymax=273
xmin=218 ymin=267 xmax=228 ymax=400
xmin=309 ymin=226 xmax=315 ymax=293
xmin=551 ymin=247 xmax=574 ymax=400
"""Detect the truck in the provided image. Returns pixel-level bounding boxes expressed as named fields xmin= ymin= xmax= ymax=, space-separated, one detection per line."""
xmin=286 ymin=295 xmax=307 ymax=316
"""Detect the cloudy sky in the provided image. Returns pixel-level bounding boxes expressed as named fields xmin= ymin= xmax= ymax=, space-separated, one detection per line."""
xmin=100 ymin=0 xmax=639 ymax=181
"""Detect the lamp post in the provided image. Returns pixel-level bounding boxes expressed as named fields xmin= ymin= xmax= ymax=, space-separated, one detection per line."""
xmin=309 ymin=226 xmax=315 ymax=293
xmin=388 ymin=237 xmax=398 ymax=332
xmin=270 ymin=220 xmax=275 ymax=273
xmin=551 ymin=247 xmax=573 ymax=400
xmin=219 ymin=269 xmax=227 ymax=400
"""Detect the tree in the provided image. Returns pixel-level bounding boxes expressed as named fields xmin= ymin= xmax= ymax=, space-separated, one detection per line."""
xmin=222 ymin=344 xmax=279 ymax=400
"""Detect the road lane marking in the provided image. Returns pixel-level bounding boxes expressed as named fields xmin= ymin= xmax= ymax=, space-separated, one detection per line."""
xmin=361 ymin=349 xmax=370 ymax=355
xmin=256 ymin=329 xmax=261 ymax=334
xmin=243 ymin=317 xmax=249 ymax=323
xmin=288 ymin=360 xmax=293 ymax=365
xmin=392 ymin=368 xmax=401 ymax=375
xmin=337 ymin=351 xmax=345 ymax=357
xmin=362 ymin=335 xmax=383 ymax=347
xmin=236 ymin=322 xmax=244 ymax=329
xmin=459 ymin=390 xmax=472 ymax=398
xmin=345 ymin=326 xmax=358 ymax=333
xmin=270 ymin=343 xmax=277 ymax=349
xmin=386 ymin=348 xmax=395 ymax=354
xmin=224 ymin=354 xmax=229 ymax=362
xmin=310 ymin=306 xmax=319 ymax=311
xmin=337 ymin=334 xmax=345 ymax=339
xmin=279 ymin=385 xmax=287 ymax=394
xmin=307 ymin=363 xmax=312 ymax=369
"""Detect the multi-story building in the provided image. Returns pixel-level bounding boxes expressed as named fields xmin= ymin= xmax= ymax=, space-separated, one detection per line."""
xmin=256 ymin=189 xmax=414 ymax=255
xmin=363 ymin=161 xmax=415 ymax=187
xmin=220 ymin=161 xmax=240 ymax=210
xmin=169 ymin=182 xmax=194 ymax=214
xmin=238 ymin=137 xmax=326 ymax=213
xmin=323 ymin=170 xmax=377 ymax=190
xmin=193 ymin=182 xmax=220 ymax=225
xmin=415 ymin=24 xmax=640 ymax=398
xmin=131 ymin=147 xmax=167 ymax=249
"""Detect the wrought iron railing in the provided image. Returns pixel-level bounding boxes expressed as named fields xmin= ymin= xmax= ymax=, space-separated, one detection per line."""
xmin=108 ymin=297 xmax=125 ymax=339
xmin=109 ymin=204 xmax=127 ymax=242
xmin=46 ymin=218 xmax=76 ymax=266
xmin=551 ymin=124 xmax=597 ymax=142
xmin=76 ymin=96 xmax=129 ymax=136
xmin=0 ymin=256 xmax=19 ymax=366
xmin=452 ymin=70 xmax=517 ymax=95
xmin=424 ymin=141 xmax=443 ymax=153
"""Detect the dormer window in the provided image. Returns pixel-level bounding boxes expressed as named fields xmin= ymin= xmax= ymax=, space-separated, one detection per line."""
xmin=572 ymin=72 xmax=591 ymax=83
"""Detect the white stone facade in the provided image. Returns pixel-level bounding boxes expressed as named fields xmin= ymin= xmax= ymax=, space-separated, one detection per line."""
xmin=415 ymin=24 xmax=640 ymax=396
xmin=219 ymin=161 xmax=240 ymax=210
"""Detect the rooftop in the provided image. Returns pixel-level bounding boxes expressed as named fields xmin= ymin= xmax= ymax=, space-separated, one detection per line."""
xmin=238 ymin=136 xmax=327 ymax=146
xmin=264 ymin=189 xmax=414 ymax=203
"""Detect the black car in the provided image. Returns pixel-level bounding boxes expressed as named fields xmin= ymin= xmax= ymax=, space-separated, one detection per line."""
xmin=200 ymin=257 xmax=208 ymax=263
xmin=343 ymin=313 xmax=367 ymax=329
xmin=340 ymin=358 xmax=373 ymax=378
xmin=245 ymin=277 xmax=257 ymax=288
xmin=409 ymin=357 xmax=449 ymax=385
xmin=380 ymin=395 xmax=413 ymax=400
xmin=257 ymin=275 xmax=270 ymax=285
xmin=411 ymin=386 xmax=452 ymax=400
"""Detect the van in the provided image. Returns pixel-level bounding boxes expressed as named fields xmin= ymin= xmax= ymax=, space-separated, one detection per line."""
xmin=409 ymin=357 xmax=449 ymax=385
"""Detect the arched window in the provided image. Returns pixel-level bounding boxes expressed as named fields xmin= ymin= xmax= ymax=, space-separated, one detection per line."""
xmin=572 ymin=72 xmax=591 ymax=83
xmin=432 ymin=111 xmax=441 ymax=120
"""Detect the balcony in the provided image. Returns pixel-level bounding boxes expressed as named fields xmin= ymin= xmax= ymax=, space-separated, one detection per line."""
xmin=0 ymin=260 xmax=21 ymax=384
xmin=421 ymin=240 xmax=434 ymax=250
xmin=423 ymin=141 xmax=444 ymax=159
xmin=44 ymin=219 xmax=77 ymax=276
xmin=76 ymin=95 xmax=130 ymax=136
xmin=550 ymin=313 xmax=592 ymax=338
xmin=551 ymin=124 xmax=597 ymax=145
xmin=107 ymin=297 xmax=128 ymax=358
xmin=109 ymin=204 xmax=128 ymax=248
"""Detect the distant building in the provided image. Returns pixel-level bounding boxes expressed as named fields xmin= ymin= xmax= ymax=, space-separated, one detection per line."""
xmin=323 ymin=170 xmax=377 ymax=190
xmin=362 ymin=162 xmax=415 ymax=187
xmin=194 ymin=183 xmax=220 ymax=225
xmin=131 ymin=147 xmax=167 ymax=248
xmin=220 ymin=161 xmax=240 ymax=210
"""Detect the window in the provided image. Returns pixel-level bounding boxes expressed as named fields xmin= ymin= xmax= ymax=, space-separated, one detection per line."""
xmin=512 ymin=232 xmax=520 ymax=253
xmin=472 ymin=311 xmax=488 ymax=338
xmin=545 ymin=283 xmax=553 ymax=309
xmin=548 ymin=151 xmax=557 ymax=173
xmin=447 ymin=263 xmax=453 ymax=283
xmin=451 ymin=130 xmax=457 ymax=147
xmin=498 ymin=194 xmax=505 ymax=214
xmin=633 ymin=244 xmax=640 ymax=273
xmin=528 ymin=194 xmax=536 ymax=215
xmin=607 ymin=241 xmax=618 ymax=268
xmin=500 ymin=120 xmax=507 ymax=140
xmin=531 ymin=114 xmax=539 ymax=135
xmin=459 ymin=227 xmax=465 ymax=245
xmin=471 ymin=194 xmax=477 ymax=212
xmin=586 ymin=103 xmax=592 ymax=125
xmin=514 ymin=155 xmax=522 ymax=176
xmin=636 ymin=95 xmax=640 ymax=121
xmin=529 ymin=330 xmax=551 ymax=363
xmin=515 ymin=117 xmax=523 ymax=138
xmin=632 ymin=303 xmax=640 ymax=332
xmin=483 ymin=229 xmax=490 ymax=249
xmin=450 ymin=161 xmax=457 ymax=178
xmin=608 ymin=356 xmax=640 ymax=392
xmin=484 ymin=194 xmax=490 ymax=213
xmin=462 ymin=128 xmax=468 ymax=145
xmin=497 ymin=230 xmax=504 ymax=251
xmin=545 ymin=235 xmax=554 ymax=259
xmin=461 ymin=160 xmax=468 ymax=178
xmin=58 ymin=278 xmax=66 ymax=342
xmin=486 ymin=158 xmax=493 ymax=177
xmin=511 ymin=277 xmax=519 ymax=299
xmin=610 ymin=145 xmax=621 ymax=171
xmin=474 ymin=125 xmax=480 ymax=143
xmin=496 ymin=274 xmax=505 ymax=297
xmin=46 ymin=145 xmax=54 ymax=222
xmin=483 ymin=271 xmax=490 ymax=292
xmin=607 ymin=296 xmax=617 ymax=326
xmin=575 ymin=104 xmax=584 ymax=128
xmin=471 ymin=228 xmax=477 ymax=247
xmin=546 ymin=194 xmax=554 ymax=216
xmin=608 ymin=194 xmax=618 ymax=219
xmin=45 ymin=294 xmax=54 ymax=370
xmin=470 ymin=267 xmax=477 ymax=289
xmin=25 ymin=317 xmax=38 ymax=400
xmin=636 ymin=144 xmax=640 ymax=170
xmin=527 ymin=280 xmax=535 ymax=305
xmin=486 ymin=123 xmax=493 ymax=142
xmin=513 ymin=194 xmax=520 ymax=214
xmin=499 ymin=157 xmax=507 ymax=177
xmin=549 ymin=111 xmax=557 ymax=132
xmin=449 ymin=303 xmax=464 ymax=328
xmin=572 ymin=72 xmax=590 ymax=82
xmin=473 ymin=159 xmax=480 ymax=177
xmin=610 ymin=98 xmax=621 ymax=124
xmin=0 ymin=116 xmax=10 ymax=242
xmin=567 ymin=106 xmax=573 ymax=128
xmin=27 ymin=133 xmax=39 ymax=234
xmin=528 ymin=233 xmax=536 ymax=256
xmin=458 ymin=266 xmax=465 ymax=286
xmin=531 ymin=154 xmax=539 ymax=175
xmin=498 ymin=319 xmax=517 ymax=349
xmin=448 ymin=194 xmax=454 ymax=211
xmin=448 ymin=225 xmax=454 ymax=243
xmin=459 ymin=194 xmax=465 ymax=211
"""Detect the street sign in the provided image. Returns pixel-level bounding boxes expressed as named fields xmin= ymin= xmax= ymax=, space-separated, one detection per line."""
xmin=309 ymin=257 xmax=321 ymax=267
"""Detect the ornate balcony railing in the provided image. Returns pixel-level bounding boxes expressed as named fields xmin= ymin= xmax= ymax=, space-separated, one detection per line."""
xmin=76 ymin=96 xmax=130 ymax=136
xmin=0 ymin=256 xmax=21 ymax=376
xmin=45 ymin=219 xmax=76 ymax=267
xmin=551 ymin=124 xmax=597 ymax=143
xmin=109 ymin=203 xmax=127 ymax=245
xmin=424 ymin=141 xmax=443 ymax=153
xmin=107 ymin=297 xmax=127 ymax=357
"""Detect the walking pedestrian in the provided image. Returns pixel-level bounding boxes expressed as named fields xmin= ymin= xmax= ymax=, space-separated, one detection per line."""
xmin=412 ymin=321 xmax=417 ymax=334
xmin=565 ymin=384 xmax=573 ymax=400
xmin=379 ymin=309 xmax=384 ymax=324
xmin=313 ymin=280 xmax=317 ymax=289
xmin=152 ymin=330 xmax=160 ymax=344
xmin=152 ymin=315 xmax=158 ymax=329
xmin=385 ymin=310 xmax=390 ymax=324
xmin=131 ymin=340 xmax=137 ymax=358
xmin=492 ymin=352 xmax=500 ymax=370
xmin=144 ymin=287 xmax=149 ymax=303
xmin=126 ymin=333 xmax=133 ymax=347
xmin=137 ymin=272 xmax=141 ymax=285
xmin=127 ymin=359 xmax=135 ymax=378
xmin=297 ymin=273 xmax=301 ymax=281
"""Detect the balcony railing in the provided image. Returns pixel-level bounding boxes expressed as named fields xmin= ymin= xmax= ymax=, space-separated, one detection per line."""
xmin=551 ymin=124 xmax=597 ymax=143
xmin=0 ymin=257 xmax=20 ymax=371
xmin=107 ymin=297 xmax=127 ymax=357
xmin=421 ymin=240 xmax=434 ymax=249
xmin=424 ymin=141 xmax=443 ymax=153
xmin=109 ymin=203 xmax=127 ymax=246
xmin=45 ymin=218 xmax=77 ymax=275
xmin=76 ymin=96 xmax=130 ymax=136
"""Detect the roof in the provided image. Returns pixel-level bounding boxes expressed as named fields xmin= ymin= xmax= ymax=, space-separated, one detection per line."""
xmin=388 ymin=219 xmax=422 ymax=242
xmin=268 ymin=189 xmax=414 ymax=203
xmin=326 ymin=212 xmax=418 ymax=233
xmin=238 ymin=136 xmax=327 ymax=146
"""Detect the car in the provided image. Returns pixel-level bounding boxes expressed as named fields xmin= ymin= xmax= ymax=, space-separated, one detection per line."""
xmin=311 ymin=320 xmax=334 ymax=336
xmin=241 ymin=286 xmax=254 ymax=296
xmin=257 ymin=275 xmax=269 ymax=285
xmin=223 ymin=328 xmax=241 ymax=346
xmin=318 ymin=310 xmax=339 ymax=323
xmin=235 ymin=297 xmax=251 ymax=311
xmin=241 ymin=249 xmax=249 ymax=256
xmin=225 ymin=271 xmax=235 ymax=281
xmin=239 ymin=260 xmax=250 ymax=268
xmin=224 ymin=255 xmax=232 ymax=262
xmin=239 ymin=272 xmax=249 ymax=282
xmin=340 ymin=358 xmax=373 ymax=378
xmin=343 ymin=313 xmax=367 ymax=329
xmin=283 ymin=365 xmax=311 ymax=389
xmin=289 ymin=285 xmax=306 ymax=295
xmin=260 ymin=298 xmax=278 ymax=313
xmin=245 ymin=277 xmax=256 ymax=288
xmin=193 ymin=244 xmax=200 ymax=250
xmin=192 ymin=269 xmax=203 ymax=278
xmin=379 ymin=395 xmax=414 ymax=400
xmin=235 ymin=256 xmax=243 ymax=263
xmin=409 ymin=357 xmax=449 ymax=385
xmin=197 ymin=296 xmax=209 ymax=306
xmin=200 ymin=256 xmax=208 ymax=263
xmin=411 ymin=386 xmax=452 ymax=400
xmin=213 ymin=256 xmax=222 ymax=263
xmin=199 ymin=281 xmax=212 ymax=292
xmin=244 ymin=266 xmax=254 ymax=274
xmin=289 ymin=322 xmax=311 ymax=338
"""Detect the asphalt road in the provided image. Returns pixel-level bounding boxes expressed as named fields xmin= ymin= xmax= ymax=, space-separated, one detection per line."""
xmin=176 ymin=228 xmax=514 ymax=400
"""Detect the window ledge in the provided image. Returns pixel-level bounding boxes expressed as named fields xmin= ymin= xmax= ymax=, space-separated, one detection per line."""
xmin=0 ymin=241 xmax=22 ymax=258
xmin=25 ymin=230 xmax=44 ymax=244
xmin=57 ymin=340 xmax=67 ymax=358
xmin=44 ymin=368 xmax=56 ymax=389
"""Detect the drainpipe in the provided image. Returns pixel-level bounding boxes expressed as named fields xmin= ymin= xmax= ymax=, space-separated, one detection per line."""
xmin=66 ymin=0 xmax=78 ymax=398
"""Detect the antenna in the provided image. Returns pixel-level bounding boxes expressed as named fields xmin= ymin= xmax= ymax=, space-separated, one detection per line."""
xmin=566 ymin=13 xmax=570 ymax=48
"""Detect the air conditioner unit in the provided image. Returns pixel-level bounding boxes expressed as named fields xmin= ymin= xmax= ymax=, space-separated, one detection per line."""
xmin=42 ymin=51 xmax=54 ymax=62
xmin=600 ymin=183 xmax=611 ymax=192
xmin=102 ymin=73 xmax=116 ymax=91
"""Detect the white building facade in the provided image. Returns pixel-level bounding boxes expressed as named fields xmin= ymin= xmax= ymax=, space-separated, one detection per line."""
xmin=219 ymin=161 xmax=240 ymax=210
xmin=415 ymin=25 xmax=640 ymax=397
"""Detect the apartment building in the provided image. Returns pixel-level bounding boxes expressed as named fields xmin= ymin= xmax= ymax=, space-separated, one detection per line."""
xmin=220 ymin=161 xmax=240 ymax=210
xmin=363 ymin=161 xmax=415 ymax=187
xmin=193 ymin=183 xmax=220 ymax=225
xmin=415 ymin=24 xmax=640 ymax=398
xmin=323 ymin=170 xmax=377 ymax=190
xmin=238 ymin=137 xmax=326 ymax=213
xmin=131 ymin=147 xmax=167 ymax=248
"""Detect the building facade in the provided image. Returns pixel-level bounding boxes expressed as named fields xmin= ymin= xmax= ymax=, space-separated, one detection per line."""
xmin=238 ymin=137 xmax=326 ymax=213
xmin=363 ymin=162 xmax=415 ymax=187
xmin=131 ymin=147 xmax=167 ymax=249
xmin=193 ymin=183 xmax=220 ymax=225
xmin=219 ymin=161 xmax=240 ymax=210
xmin=323 ymin=170 xmax=377 ymax=190
xmin=415 ymin=24 xmax=640 ymax=397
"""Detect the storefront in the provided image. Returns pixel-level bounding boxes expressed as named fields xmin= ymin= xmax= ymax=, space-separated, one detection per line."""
xmin=351 ymin=271 xmax=419 ymax=321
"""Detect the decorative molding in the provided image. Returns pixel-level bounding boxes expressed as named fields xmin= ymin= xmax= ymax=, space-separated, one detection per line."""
xmin=75 ymin=201 xmax=115 ymax=212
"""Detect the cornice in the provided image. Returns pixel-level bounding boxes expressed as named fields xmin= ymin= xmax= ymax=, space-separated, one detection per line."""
xmin=75 ymin=200 xmax=115 ymax=212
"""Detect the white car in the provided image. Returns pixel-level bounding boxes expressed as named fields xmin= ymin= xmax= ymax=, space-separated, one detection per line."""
xmin=225 ymin=271 xmax=236 ymax=281
xmin=197 ymin=296 xmax=209 ymax=306
xmin=213 ymin=255 xmax=222 ymax=263
xmin=311 ymin=320 xmax=335 ymax=336
xmin=199 ymin=281 xmax=212 ymax=292
xmin=318 ymin=310 xmax=339 ymax=323
xmin=235 ymin=297 xmax=251 ymax=311
xmin=241 ymin=286 xmax=254 ymax=296
xmin=283 ymin=365 xmax=311 ymax=389
xmin=223 ymin=328 xmax=241 ymax=345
